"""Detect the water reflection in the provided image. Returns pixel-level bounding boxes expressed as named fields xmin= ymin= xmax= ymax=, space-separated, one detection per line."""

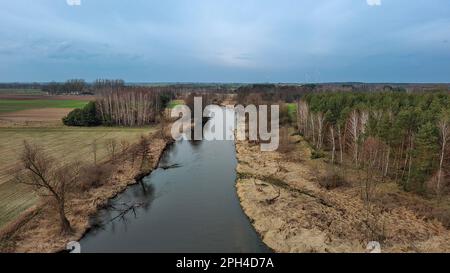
xmin=89 ymin=181 xmax=156 ymax=234
xmin=80 ymin=108 xmax=270 ymax=253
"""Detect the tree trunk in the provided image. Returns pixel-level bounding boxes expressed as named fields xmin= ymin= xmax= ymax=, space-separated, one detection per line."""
xmin=406 ymin=134 xmax=414 ymax=190
xmin=58 ymin=202 xmax=72 ymax=235
xmin=317 ymin=113 xmax=324 ymax=150
xmin=330 ymin=126 xmax=336 ymax=164
xmin=437 ymin=137 xmax=447 ymax=199
xmin=338 ymin=124 xmax=343 ymax=164
xmin=437 ymin=120 xmax=448 ymax=199
xmin=310 ymin=114 xmax=316 ymax=146
xmin=384 ymin=146 xmax=390 ymax=177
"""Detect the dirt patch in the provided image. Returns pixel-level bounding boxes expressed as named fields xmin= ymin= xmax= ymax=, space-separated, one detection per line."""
xmin=0 ymin=131 xmax=171 ymax=253
xmin=235 ymin=137 xmax=450 ymax=253
xmin=0 ymin=108 xmax=73 ymax=126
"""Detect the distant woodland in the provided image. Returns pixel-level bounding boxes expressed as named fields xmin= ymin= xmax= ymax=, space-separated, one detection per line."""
xmin=298 ymin=92 xmax=450 ymax=197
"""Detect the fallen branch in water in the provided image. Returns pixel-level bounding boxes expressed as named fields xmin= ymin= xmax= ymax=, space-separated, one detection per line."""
xmin=108 ymin=202 xmax=144 ymax=222
xmin=160 ymin=163 xmax=182 ymax=170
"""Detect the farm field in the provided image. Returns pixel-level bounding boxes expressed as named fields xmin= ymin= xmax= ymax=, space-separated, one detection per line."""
xmin=0 ymin=126 xmax=156 ymax=229
xmin=168 ymin=99 xmax=184 ymax=108
xmin=0 ymin=89 xmax=44 ymax=95
xmin=0 ymin=94 xmax=93 ymax=127
xmin=0 ymin=99 xmax=89 ymax=114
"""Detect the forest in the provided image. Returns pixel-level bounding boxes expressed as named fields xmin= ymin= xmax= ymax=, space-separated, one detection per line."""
xmin=297 ymin=92 xmax=450 ymax=196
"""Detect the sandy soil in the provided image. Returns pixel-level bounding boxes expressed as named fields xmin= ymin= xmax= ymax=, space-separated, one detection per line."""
xmin=235 ymin=137 xmax=450 ymax=253
xmin=0 ymin=131 xmax=171 ymax=253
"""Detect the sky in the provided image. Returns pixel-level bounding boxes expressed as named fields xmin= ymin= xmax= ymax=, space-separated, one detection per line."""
xmin=0 ymin=0 xmax=449 ymax=83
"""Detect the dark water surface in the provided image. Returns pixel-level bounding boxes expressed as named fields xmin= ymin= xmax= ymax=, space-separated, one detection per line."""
xmin=80 ymin=110 xmax=270 ymax=252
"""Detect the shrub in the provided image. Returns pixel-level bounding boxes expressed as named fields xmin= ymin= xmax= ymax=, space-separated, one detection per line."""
xmin=77 ymin=164 xmax=113 ymax=191
xmin=318 ymin=170 xmax=347 ymax=190
xmin=311 ymin=149 xmax=325 ymax=159
xmin=63 ymin=101 xmax=101 ymax=126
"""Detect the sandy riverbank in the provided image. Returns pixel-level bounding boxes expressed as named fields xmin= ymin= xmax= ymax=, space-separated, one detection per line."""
xmin=235 ymin=136 xmax=450 ymax=253
xmin=0 ymin=130 xmax=172 ymax=253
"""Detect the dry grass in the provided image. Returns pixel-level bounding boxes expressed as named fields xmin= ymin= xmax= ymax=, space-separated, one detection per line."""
xmin=0 ymin=126 xmax=155 ymax=229
xmin=0 ymin=132 xmax=169 ymax=253
xmin=235 ymin=132 xmax=450 ymax=253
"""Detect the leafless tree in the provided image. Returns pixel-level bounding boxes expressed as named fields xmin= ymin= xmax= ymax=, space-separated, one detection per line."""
xmin=329 ymin=125 xmax=336 ymax=164
xmin=120 ymin=140 xmax=130 ymax=154
xmin=337 ymin=123 xmax=344 ymax=164
xmin=437 ymin=115 xmax=449 ymax=199
xmin=137 ymin=135 xmax=151 ymax=171
xmin=95 ymin=87 xmax=172 ymax=126
xmin=316 ymin=112 xmax=325 ymax=150
xmin=347 ymin=109 xmax=360 ymax=166
xmin=106 ymin=138 xmax=118 ymax=162
xmin=91 ymin=140 xmax=97 ymax=165
xmin=15 ymin=141 xmax=79 ymax=235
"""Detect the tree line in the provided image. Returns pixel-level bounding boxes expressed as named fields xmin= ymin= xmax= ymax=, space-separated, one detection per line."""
xmin=42 ymin=79 xmax=125 ymax=95
xmin=63 ymin=86 xmax=174 ymax=126
xmin=297 ymin=91 xmax=450 ymax=196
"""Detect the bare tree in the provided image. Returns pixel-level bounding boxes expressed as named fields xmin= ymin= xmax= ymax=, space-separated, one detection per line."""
xmin=360 ymin=137 xmax=385 ymax=241
xmin=120 ymin=139 xmax=130 ymax=154
xmin=437 ymin=115 xmax=449 ymax=199
xmin=347 ymin=110 xmax=360 ymax=166
xmin=91 ymin=140 xmax=97 ymax=165
xmin=337 ymin=123 xmax=344 ymax=164
xmin=95 ymin=87 xmax=173 ymax=126
xmin=316 ymin=112 xmax=325 ymax=150
xmin=329 ymin=125 xmax=336 ymax=164
xmin=297 ymin=100 xmax=309 ymax=136
xmin=137 ymin=135 xmax=151 ymax=171
xmin=15 ymin=141 xmax=79 ymax=235
xmin=106 ymin=138 xmax=118 ymax=162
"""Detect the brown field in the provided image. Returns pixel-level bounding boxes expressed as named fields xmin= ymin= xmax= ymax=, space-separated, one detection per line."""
xmin=0 ymin=126 xmax=155 ymax=229
xmin=0 ymin=94 xmax=93 ymax=126
xmin=0 ymin=91 xmax=156 ymax=231
xmin=0 ymin=94 xmax=94 ymax=101
xmin=0 ymin=108 xmax=73 ymax=127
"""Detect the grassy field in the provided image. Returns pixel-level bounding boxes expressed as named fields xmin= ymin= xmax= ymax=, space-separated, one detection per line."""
xmin=0 ymin=126 xmax=155 ymax=228
xmin=0 ymin=99 xmax=88 ymax=114
xmin=286 ymin=103 xmax=297 ymax=121
xmin=168 ymin=99 xmax=185 ymax=108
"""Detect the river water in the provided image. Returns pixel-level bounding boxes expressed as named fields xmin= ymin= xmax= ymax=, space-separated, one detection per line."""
xmin=80 ymin=108 xmax=270 ymax=253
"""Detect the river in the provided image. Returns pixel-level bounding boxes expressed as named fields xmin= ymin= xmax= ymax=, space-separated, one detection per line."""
xmin=80 ymin=108 xmax=270 ymax=253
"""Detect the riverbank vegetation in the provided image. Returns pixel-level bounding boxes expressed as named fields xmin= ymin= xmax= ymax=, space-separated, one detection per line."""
xmin=1 ymin=82 xmax=449 ymax=252
xmin=0 ymin=126 xmax=153 ymax=229
xmin=234 ymin=85 xmax=450 ymax=252
xmin=236 ymin=134 xmax=450 ymax=252
xmin=0 ymin=128 xmax=170 ymax=252
xmin=0 ymin=84 xmax=177 ymax=252
xmin=298 ymin=92 xmax=450 ymax=197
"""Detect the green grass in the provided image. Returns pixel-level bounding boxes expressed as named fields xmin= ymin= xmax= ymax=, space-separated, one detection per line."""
xmin=168 ymin=99 xmax=185 ymax=109
xmin=287 ymin=103 xmax=297 ymax=120
xmin=0 ymin=99 xmax=89 ymax=114
xmin=0 ymin=126 xmax=155 ymax=229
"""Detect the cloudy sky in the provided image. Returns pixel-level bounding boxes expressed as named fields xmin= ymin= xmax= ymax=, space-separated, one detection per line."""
xmin=1 ymin=0 xmax=449 ymax=83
